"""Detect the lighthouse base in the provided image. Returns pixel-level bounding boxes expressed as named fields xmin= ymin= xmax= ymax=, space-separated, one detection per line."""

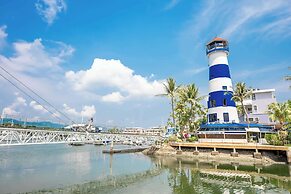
xmin=198 ymin=123 xmax=274 ymax=144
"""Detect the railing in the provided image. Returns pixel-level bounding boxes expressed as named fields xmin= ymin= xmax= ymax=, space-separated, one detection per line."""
xmin=0 ymin=127 xmax=162 ymax=146
xmin=206 ymin=45 xmax=229 ymax=55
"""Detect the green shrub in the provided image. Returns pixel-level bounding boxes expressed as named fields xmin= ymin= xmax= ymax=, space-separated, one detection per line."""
xmin=265 ymin=134 xmax=284 ymax=146
xmin=186 ymin=136 xmax=198 ymax=142
xmin=168 ymin=135 xmax=178 ymax=142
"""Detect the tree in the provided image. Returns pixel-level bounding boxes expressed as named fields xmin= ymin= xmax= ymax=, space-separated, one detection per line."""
xmin=231 ymin=82 xmax=252 ymax=126
xmin=158 ymin=78 xmax=180 ymax=128
xmin=285 ymin=67 xmax=291 ymax=89
xmin=174 ymin=84 xmax=206 ymax=134
xmin=268 ymin=102 xmax=290 ymax=130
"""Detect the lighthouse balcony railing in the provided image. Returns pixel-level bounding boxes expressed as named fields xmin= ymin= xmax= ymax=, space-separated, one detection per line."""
xmin=206 ymin=45 xmax=229 ymax=55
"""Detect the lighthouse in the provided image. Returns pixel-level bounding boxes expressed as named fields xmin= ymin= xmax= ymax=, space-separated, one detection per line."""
xmin=206 ymin=37 xmax=239 ymax=124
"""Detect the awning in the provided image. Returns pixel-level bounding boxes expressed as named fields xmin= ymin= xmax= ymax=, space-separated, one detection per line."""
xmin=245 ymin=127 xmax=260 ymax=133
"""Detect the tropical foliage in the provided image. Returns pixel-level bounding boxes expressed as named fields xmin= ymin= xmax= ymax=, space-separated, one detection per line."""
xmin=175 ymin=84 xmax=206 ymax=133
xmin=231 ymin=82 xmax=252 ymax=125
xmin=268 ymin=101 xmax=291 ymax=130
xmin=159 ymin=78 xmax=206 ymax=134
xmin=158 ymin=77 xmax=180 ymax=127
xmin=265 ymin=133 xmax=285 ymax=146
xmin=285 ymin=66 xmax=291 ymax=89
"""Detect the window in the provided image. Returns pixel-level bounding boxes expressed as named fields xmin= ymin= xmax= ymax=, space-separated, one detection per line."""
xmin=255 ymin=118 xmax=259 ymax=122
xmin=247 ymin=107 xmax=252 ymax=112
xmin=249 ymin=118 xmax=254 ymax=122
xmin=210 ymin=100 xmax=216 ymax=108
xmin=223 ymin=113 xmax=229 ymax=122
xmin=222 ymin=86 xmax=227 ymax=90
xmin=223 ymin=99 xmax=227 ymax=106
xmin=209 ymin=113 xmax=217 ymax=122
xmin=253 ymin=105 xmax=257 ymax=111
xmin=252 ymin=94 xmax=256 ymax=100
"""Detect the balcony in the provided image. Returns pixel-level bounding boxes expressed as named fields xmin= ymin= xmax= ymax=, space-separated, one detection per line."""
xmin=206 ymin=43 xmax=229 ymax=55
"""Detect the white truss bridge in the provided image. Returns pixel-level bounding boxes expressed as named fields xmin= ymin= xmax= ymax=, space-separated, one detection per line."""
xmin=0 ymin=127 xmax=161 ymax=146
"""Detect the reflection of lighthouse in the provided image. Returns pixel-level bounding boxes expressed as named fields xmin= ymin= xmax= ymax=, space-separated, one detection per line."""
xmin=206 ymin=38 xmax=239 ymax=123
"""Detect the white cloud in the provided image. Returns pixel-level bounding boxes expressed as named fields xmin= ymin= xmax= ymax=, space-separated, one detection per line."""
xmin=63 ymin=104 xmax=96 ymax=119
xmin=81 ymin=105 xmax=96 ymax=118
xmin=0 ymin=25 xmax=7 ymax=49
xmin=1 ymin=95 xmax=27 ymax=117
xmin=180 ymin=0 xmax=291 ymax=46
xmin=101 ymin=92 xmax=125 ymax=103
xmin=220 ymin=0 xmax=287 ymax=39
xmin=233 ymin=64 xmax=288 ymax=79
xmin=29 ymin=101 xmax=48 ymax=113
xmin=35 ymin=0 xmax=66 ymax=25
xmin=0 ymin=38 xmax=74 ymax=74
xmin=63 ymin=103 xmax=79 ymax=117
xmin=258 ymin=16 xmax=291 ymax=39
xmin=164 ymin=0 xmax=181 ymax=10
xmin=65 ymin=58 xmax=164 ymax=102
xmin=185 ymin=66 xmax=208 ymax=75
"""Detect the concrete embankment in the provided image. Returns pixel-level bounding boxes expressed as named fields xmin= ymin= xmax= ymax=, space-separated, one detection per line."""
xmin=102 ymin=147 xmax=149 ymax=154
xmin=143 ymin=143 xmax=290 ymax=165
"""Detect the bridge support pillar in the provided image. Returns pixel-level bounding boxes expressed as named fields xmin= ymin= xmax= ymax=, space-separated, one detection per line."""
xmin=176 ymin=145 xmax=183 ymax=155
xmin=193 ymin=147 xmax=199 ymax=155
xmin=231 ymin=148 xmax=238 ymax=157
xmin=253 ymin=150 xmax=262 ymax=159
xmin=211 ymin=147 xmax=219 ymax=156
xmin=110 ymin=141 xmax=114 ymax=154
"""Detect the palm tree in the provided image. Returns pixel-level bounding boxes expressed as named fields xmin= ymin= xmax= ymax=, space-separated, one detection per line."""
xmin=285 ymin=67 xmax=291 ymax=89
xmin=268 ymin=102 xmax=290 ymax=130
xmin=178 ymin=84 xmax=204 ymax=133
xmin=158 ymin=77 xmax=180 ymax=128
xmin=231 ymin=82 xmax=252 ymax=126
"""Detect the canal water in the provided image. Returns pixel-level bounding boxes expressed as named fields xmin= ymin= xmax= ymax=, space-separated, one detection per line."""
xmin=0 ymin=144 xmax=290 ymax=193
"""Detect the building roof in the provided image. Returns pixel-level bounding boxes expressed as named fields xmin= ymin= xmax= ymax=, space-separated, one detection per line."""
xmin=206 ymin=37 xmax=228 ymax=45
xmin=200 ymin=123 xmax=274 ymax=131
xmin=252 ymin=89 xmax=275 ymax=94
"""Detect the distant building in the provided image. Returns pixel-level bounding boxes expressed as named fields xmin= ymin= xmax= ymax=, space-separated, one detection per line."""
xmin=144 ymin=127 xmax=164 ymax=136
xmin=123 ymin=127 xmax=144 ymax=134
xmin=123 ymin=126 xmax=164 ymax=136
xmin=239 ymin=89 xmax=276 ymax=125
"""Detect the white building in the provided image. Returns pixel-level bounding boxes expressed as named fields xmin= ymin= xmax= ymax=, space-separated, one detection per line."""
xmin=122 ymin=126 xmax=165 ymax=136
xmin=239 ymin=89 xmax=276 ymax=124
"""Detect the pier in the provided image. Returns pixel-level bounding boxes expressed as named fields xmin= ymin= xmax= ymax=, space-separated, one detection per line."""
xmin=170 ymin=142 xmax=291 ymax=163
xmin=102 ymin=147 xmax=149 ymax=154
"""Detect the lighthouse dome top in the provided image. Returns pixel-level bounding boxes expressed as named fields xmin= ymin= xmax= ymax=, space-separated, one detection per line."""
xmin=206 ymin=37 xmax=229 ymax=55
xmin=206 ymin=37 xmax=228 ymax=45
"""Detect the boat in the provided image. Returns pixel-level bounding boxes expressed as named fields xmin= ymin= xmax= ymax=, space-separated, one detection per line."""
xmin=69 ymin=142 xmax=85 ymax=146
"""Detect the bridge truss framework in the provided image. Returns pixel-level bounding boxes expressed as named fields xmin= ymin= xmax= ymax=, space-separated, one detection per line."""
xmin=0 ymin=127 xmax=161 ymax=146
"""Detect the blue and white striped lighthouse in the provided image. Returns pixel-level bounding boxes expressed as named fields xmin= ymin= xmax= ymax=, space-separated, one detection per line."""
xmin=206 ymin=37 xmax=239 ymax=124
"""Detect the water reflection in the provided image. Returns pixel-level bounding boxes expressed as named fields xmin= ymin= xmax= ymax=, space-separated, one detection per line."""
xmin=1 ymin=144 xmax=291 ymax=194
xmin=151 ymin=156 xmax=291 ymax=194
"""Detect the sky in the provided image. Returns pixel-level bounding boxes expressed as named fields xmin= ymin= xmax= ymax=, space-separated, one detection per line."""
xmin=0 ymin=0 xmax=290 ymax=127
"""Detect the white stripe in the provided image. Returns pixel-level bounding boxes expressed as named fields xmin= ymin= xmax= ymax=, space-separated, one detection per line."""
xmin=208 ymin=52 xmax=228 ymax=67
xmin=209 ymin=78 xmax=234 ymax=93
xmin=208 ymin=107 xmax=239 ymax=123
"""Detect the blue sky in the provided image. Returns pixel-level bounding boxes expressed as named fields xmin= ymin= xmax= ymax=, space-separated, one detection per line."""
xmin=0 ymin=0 xmax=290 ymax=127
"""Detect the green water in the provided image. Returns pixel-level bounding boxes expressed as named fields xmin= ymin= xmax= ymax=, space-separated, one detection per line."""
xmin=0 ymin=144 xmax=290 ymax=194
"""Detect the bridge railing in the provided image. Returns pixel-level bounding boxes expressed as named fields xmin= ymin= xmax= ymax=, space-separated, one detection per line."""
xmin=0 ymin=127 xmax=162 ymax=146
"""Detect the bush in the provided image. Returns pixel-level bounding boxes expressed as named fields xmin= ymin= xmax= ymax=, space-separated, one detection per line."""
xmin=265 ymin=134 xmax=284 ymax=146
xmin=168 ymin=135 xmax=178 ymax=142
xmin=186 ymin=136 xmax=198 ymax=142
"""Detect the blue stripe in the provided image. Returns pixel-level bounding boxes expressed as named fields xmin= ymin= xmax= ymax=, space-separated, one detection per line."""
xmin=209 ymin=64 xmax=231 ymax=80
xmin=206 ymin=47 xmax=229 ymax=55
xmin=207 ymin=91 xmax=236 ymax=108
